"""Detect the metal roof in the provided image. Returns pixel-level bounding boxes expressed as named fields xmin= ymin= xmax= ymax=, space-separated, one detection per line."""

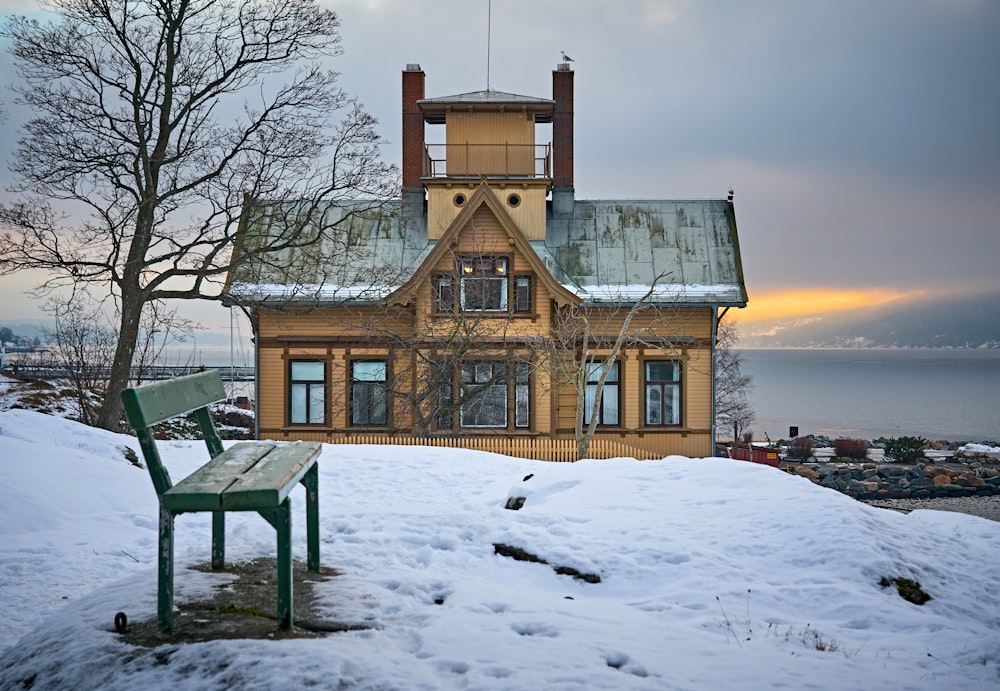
xmin=418 ymin=90 xmax=555 ymax=124
xmin=227 ymin=197 xmax=747 ymax=308
xmin=542 ymin=200 xmax=747 ymax=305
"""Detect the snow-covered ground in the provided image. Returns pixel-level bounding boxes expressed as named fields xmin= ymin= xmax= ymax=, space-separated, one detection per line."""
xmin=1 ymin=408 xmax=999 ymax=690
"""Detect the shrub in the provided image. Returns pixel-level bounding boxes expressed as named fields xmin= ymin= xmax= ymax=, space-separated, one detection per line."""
xmin=883 ymin=436 xmax=928 ymax=463
xmin=787 ymin=436 xmax=814 ymax=460
xmin=833 ymin=438 xmax=869 ymax=460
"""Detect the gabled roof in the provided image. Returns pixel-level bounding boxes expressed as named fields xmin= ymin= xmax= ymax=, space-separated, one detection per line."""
xmin=388 ymin=183 xmax=579 ymax=308
xmin=225 ymin=194 xmax=747 ymax=309
xmin=418 ymin=90 xmax=555 ymax=124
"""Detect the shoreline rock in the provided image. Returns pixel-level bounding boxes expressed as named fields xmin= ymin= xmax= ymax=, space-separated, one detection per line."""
xmin=787 ymin=457 xmax=1000 ymax=504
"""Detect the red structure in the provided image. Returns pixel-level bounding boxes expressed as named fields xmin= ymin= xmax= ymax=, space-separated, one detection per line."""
xmin=727 ymin=445 xmax=781 ymax=467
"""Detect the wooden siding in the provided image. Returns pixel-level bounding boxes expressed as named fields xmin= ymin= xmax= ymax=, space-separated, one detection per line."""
xmin=580 ymin=307 xmax=714 ymax=341
xmin=427 ymin=186 xmax=468 ymax=240
xmin=552 ymin=345 xmax=714 ymax=444
xmin=497 ymin=186 xmax=546 ymax=241
xmin=254 ymin=319 xmax=717 ymax=458
xmin=427 ymin=184 xmax=548 ymax=242
xmin=446 ymin=112 xmax=534 ymax=175
xmin=258 ymin=305 xmax=414 ymax=340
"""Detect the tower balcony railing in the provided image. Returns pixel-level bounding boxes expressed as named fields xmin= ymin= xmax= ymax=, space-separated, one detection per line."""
xmin=423 ymin=143 xmax=551 ymax=179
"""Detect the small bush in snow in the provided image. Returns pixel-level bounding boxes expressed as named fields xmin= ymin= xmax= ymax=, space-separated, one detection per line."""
xmin=883 ymin=436 xmax=927 ymax=463
xmin=787 ymin=437 xmax=814 ymax=460
xmin=833 ymin=438 xmax=869 ymax=460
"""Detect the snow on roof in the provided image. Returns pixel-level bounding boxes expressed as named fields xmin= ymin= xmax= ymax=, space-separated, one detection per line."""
xmin=573 ymin=283 xmax=745 ymax=304
xmin=227 ymin=282 xmax=402 ymax=303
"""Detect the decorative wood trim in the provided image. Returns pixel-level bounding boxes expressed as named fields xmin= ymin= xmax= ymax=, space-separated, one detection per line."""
xmin=388 ymin=181 xmax=579 ymax=308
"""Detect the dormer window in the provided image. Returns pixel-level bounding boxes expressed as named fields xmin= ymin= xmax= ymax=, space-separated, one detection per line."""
xmin=460 ymin=257 xmax=508 ymax=311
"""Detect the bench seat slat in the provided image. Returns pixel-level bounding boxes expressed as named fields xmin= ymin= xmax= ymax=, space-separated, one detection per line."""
xmin=222 ymin=442 xmax=322 ymax=510
xmin=161 ymin=442 xmax=276 ymax=512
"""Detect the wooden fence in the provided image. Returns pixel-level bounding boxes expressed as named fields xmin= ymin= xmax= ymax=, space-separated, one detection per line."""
xmin=325 ymin=434 xmax=662 ymax=463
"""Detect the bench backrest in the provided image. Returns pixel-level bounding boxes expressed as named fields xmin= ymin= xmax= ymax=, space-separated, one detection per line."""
xmin=121 ymin=370 xmax=228 ymax=495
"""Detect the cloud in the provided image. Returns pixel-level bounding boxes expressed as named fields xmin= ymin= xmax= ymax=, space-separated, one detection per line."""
xmin=3 ymin=0 xmax=998 ymax=325
xmin=733 ymin=288 xmax=922 ymax=324
xmin=0 ymin=0 xmax=48 ymax=13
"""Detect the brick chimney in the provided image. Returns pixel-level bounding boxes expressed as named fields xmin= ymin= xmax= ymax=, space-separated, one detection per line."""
xmin=402 ymin=64 xmax=425 ymax=219
xmin=552 ymin=63 xmax=574 ymax=217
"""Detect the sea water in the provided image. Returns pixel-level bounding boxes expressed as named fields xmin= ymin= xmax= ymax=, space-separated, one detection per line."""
xmin=740 ymin=348 xmax=1000 ymax=443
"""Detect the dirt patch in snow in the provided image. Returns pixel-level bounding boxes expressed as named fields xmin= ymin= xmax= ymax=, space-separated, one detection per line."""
xmin=118 ymin=557 xmax=366 ymax=647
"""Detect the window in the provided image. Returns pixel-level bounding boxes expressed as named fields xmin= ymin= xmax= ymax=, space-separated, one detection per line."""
xmin=434 ymin=274 xmax=455 ymax=312
xmin=461 ymin=362 xmax=507 ymax=428
xmin=514 ymin=362 xmax=530 ymax=428
xmin=514 ymin=276 xmax=532 ymax=313
xmin=457 ymin=361 xmax=530 ymax=429
xmin=289 ymin=360 xmax=326 ymax=425
xmin=351 ymin=361 xmax=387 ymax=426
xmin=460 ymin=257 xmax=508 ymax=311
xmin=584 ymin=361 xmax=620 ymax=426
xmin=645 ymin=361 xmax=680 ymax=426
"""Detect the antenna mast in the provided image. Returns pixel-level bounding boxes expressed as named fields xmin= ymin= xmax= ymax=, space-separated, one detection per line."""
xmin=486 ymin=0 xmax=492 ymax=91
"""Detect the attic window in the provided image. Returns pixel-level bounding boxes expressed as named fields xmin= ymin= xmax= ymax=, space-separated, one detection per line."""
xmin=460 ymin=257 xmax=508 ymax=311
xmin=453 ymin=193 xmax=467 ymax=207
xmin=507 ymin=193 xmax=521 ymax=208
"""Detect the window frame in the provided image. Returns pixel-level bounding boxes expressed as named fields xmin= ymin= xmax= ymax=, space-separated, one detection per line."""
xmin=349 ymin=359 xmax=389 ymax=428
xmin=584 ymin=360 xmax=621 ymax=427
xmin=513 ymin=274 xmax=533 ymax=313
xmin=433 ymin=273 xmax=457 ymax=313
xmin=643 ymin=360 xmax=682 ymax=427
xmin=288 ymin=359 xmax=327 ymax=427
xmin=458 ymin=256 xmax=509 ymax=313
xmin=437 ymin=359 xmax=532 ymax=432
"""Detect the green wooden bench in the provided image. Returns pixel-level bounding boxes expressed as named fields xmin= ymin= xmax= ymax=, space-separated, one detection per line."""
xmin=120 ymin=370 xmax=321 ymax=633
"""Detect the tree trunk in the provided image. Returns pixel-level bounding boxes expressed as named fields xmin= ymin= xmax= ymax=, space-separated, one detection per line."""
xmin=95 ymin=288 xmax=145 ymax=432
xmin=575 ymin=365 xmax=591 ymax=460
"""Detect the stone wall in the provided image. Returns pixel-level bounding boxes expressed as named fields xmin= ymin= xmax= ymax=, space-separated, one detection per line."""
xmin=791 ymin=458 xmax=1000 ymax=500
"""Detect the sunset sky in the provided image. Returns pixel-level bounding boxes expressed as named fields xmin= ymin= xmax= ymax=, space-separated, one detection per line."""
xmin=1 ymin=0 xmax=998 ymax=329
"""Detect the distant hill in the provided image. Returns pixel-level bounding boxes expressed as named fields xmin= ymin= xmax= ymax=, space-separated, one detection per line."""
xmin=739 ymin=291 xmax=1000 ymax=348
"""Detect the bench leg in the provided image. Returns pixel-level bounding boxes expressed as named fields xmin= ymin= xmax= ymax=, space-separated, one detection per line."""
xmin=158 ymin=506 xmax=174 ymax=634
xmin=275 ymin=498 xmax=293 ymax=630
xmin=303 ymin=463 xmax=320 ymax=572
xmin=211 ymin=511 xmax=225 ymax=569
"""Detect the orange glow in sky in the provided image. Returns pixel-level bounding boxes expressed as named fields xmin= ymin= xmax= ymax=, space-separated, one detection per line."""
xmin=733 ymin=288 xmax=923 ymax=324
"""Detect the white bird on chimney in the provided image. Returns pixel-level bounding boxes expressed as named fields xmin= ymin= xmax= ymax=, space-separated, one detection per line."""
xmin=561 ymin=51 xmax=574 ymax=63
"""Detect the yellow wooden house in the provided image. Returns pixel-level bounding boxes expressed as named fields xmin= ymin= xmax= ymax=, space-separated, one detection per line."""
xmin=225 ymin=63 xmax=748 ymax=461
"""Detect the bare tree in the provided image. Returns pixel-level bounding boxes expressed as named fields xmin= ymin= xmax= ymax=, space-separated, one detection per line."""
xmin=714 ymin=319 xmax=754 ymax=446
xmin=41 ymin=293 xmax=117 ymax=426
xmin=132 ymin=300 xmax=196 ymax=385
xmin=0 ymin=0 xmax=397 ymax=430
xmin=541 ymin=278 xmax=682 ymax=460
